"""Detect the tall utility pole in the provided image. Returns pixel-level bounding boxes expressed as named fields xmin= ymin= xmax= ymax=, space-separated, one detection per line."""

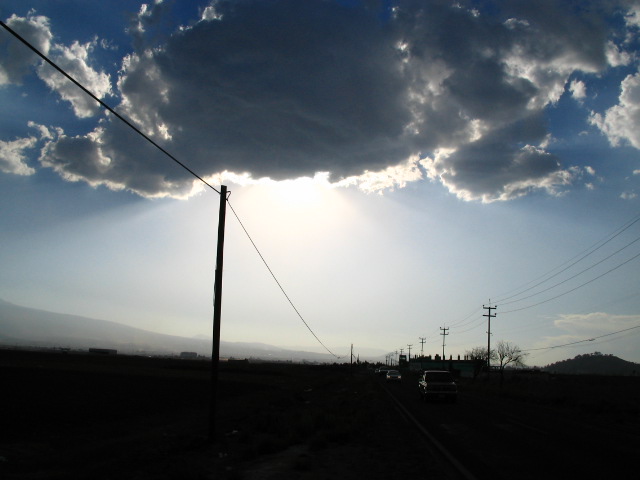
xmin=483 ymin=302 xmax=497 ymax=377
xmin=407 ymin=344 xmax=413 ymax=362
xmin=350 ymin=344 xmax=356 ymax=375
xmin=209 ymin=185 xmax=228 ymax=442
xmin=419 ymin=337 xmax=426 ymax=357
xmin=440 ymin=327 xmax=449 ymax=368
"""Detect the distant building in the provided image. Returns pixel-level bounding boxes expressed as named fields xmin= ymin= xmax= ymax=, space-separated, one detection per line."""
xmin=89 ymin=348 xmax=117 ymax=355
xmin=228 ymin=358 xmax=249 ymax=364
xmin=180 ymin=351 xmax=198 ymax=359
xmin=410 ymin=355 xmax=481 ymax=378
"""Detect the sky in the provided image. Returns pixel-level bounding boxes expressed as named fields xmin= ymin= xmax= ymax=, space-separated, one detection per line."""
xmin=1 ymin=0 xmax=640 ymax=366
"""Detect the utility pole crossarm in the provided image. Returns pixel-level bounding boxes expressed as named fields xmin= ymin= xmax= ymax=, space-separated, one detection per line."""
xmin=440 ymin=327 xmax=449 ymax=367
xmin=483 ymin=303 xmax=497 ymax=375
xmin=419 ymin=337 xmax=426 ymax=357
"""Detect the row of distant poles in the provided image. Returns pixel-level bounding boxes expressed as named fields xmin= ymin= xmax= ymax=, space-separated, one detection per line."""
xmin=386 ymin=303 xmax=497 ymax=375
xmin=1 ymin=18 xmax=503 ymax=441
xmin=209 ymin=195 xmax=500 ymax=442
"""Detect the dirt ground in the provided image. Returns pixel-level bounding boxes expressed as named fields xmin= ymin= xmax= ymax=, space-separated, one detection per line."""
xmin=0 ymin=349 xmax=436 ymax=479
xmin=6 ymin=349 xmax=638 ymax=479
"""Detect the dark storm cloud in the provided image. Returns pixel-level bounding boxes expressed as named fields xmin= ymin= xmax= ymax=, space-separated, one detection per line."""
xmin=123 ymin=0 xmax=413 ymax=180
xmin=5 ymin=0 xmax=635 ymax=200
xmin=426 ymin=114 xmax=573 ymax=201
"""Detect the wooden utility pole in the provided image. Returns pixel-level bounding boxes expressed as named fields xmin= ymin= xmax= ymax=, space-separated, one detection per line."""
xmin=407 ymin=344 xmax=413 ymax=362
xmin=483 ymin=303 xmax=497 ymax=378
xmin=350 ymin=343 xmax=354 ymax=373
xmin=440 ymin=327 xmax=449 ymax=369
xmin=209 ymin=185 xmax=228 ymax=442
xmin=419 ymin=337 xmax=426 ymax=357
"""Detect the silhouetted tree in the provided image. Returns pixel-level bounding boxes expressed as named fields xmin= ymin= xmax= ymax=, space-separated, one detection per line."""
xmin=495 ymin=340 xmax=527 ymax=384
xmin=465 ymin=346 xmax=496 ymax=379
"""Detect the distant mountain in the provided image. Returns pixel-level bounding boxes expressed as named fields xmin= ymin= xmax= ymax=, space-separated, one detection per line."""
xmin=280 ymin=344 xmax=388 ymax=359
xmin=543 ymin=352 xmax=640 ymax=376
xmin=0 ymin=299 xmax=346 ymax=363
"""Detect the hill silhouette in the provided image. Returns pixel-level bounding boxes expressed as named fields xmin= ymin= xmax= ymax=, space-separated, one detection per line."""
xmin=0 ymin=298 xmax=364 ymax=362
xmin=544 ymin=352 xmax=640 ymax=376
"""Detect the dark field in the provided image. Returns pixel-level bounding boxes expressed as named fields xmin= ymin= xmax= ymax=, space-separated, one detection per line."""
xmin=0 ymin=349 xmax=429 ymax=479
xmin=2 ymin=349 xmax=639 ymax=479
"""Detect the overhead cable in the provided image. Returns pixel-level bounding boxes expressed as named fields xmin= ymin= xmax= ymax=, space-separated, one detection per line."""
xmin=1 ymin=20 xmax=343 ymax=358
xmin=501 ymin=250 xmax=640 ymax=314
xmin=523 ymin=324 xmax=640 ymax=352
xmin=494 ymin=211 xmax=640 ymax=304
xmin=226 ymin=199 xmax=342 ymax=359
xmin=0 ymin=20 xmax=220 ymax=195
xmin=447 ymin=306 xmax=483 ymax=328
xmin=500 ymin=234 xmax=640 ymax=307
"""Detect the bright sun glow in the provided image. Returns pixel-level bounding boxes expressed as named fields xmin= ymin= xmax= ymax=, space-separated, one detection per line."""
xmin=220 ymin=172 xmax=337 ymax=209
xmin=271 ymin=175 xmax=331 ymax=207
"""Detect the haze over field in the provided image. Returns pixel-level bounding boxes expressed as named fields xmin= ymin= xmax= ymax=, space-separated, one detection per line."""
xmin=1 ymin=1 xmax=640 ymax=365
xmin=0 ymin=298 xmax=367 ymax=362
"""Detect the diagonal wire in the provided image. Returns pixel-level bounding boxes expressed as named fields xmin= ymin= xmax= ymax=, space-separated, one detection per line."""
xmin=501 ymin=250 xmax=640 ymax=314
xmin=0 ymin=20 xmax=220 ymax=195
xmin=2 ymin=20 xmax=344 ymax=358
xmin=226 ymin=199 xmax=342 ymax=359
xmin=500 ymin=234 xmax=640 ymax=306
xmin=523 ymin=324 xmax=640 ymax=352
xmin=494 ymin=211 xmax=640 ymax=304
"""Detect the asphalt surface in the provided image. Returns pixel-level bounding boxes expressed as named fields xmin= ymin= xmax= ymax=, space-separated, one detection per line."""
xmin=379 ymin=373 xmax=639 ymax=480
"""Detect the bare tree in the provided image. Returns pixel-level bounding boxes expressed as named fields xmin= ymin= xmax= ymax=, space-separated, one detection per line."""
xmin=495 ymin=340 xmax=527 ymax=384
xmin=465 ymin=346 xmax=495 ymax=379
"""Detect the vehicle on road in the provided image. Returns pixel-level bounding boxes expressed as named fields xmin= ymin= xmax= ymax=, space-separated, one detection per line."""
xmin=385 ymin=370 xmax=402 ymax=382
xmin=418 ymin=370 xmax=457 ymax=403
xmin=375 ymin=367 xmax=391 ymax=376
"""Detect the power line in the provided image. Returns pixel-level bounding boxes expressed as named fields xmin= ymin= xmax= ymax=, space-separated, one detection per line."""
xmin=451 ymin=215 xmax=640 ymax=347
xmin=496 ymin=289 xmax=640 ymax=337
xmin=0 ymin=20 xmax=220 ymax=195
xmin=452 ymin=319 xmax=486 ymax=335
xmin=427 ymin=307 xmax=484 ymax=341
xmin=447 ymin=306 xmax=483 ymax=328
xmin=226 ymin=199 xmax=342 ymax=359
xmin=500 ymin=234 xmax=640 ymax=307
xmin=523 ymin=324 xmax=640 ymax=352
xmin=577 ymin=290 xmax=640 ymax=315
xmin=501 ymin=250 xmax=640 ymax=314
xmin=0 ymin=20 xmax=343 ymax=359
xmin=493 ymin=211 xmax=640 ymax=304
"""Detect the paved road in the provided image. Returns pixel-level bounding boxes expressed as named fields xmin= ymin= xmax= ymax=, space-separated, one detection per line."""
xmin=380 ymin=375 xmax=639 ymax=480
